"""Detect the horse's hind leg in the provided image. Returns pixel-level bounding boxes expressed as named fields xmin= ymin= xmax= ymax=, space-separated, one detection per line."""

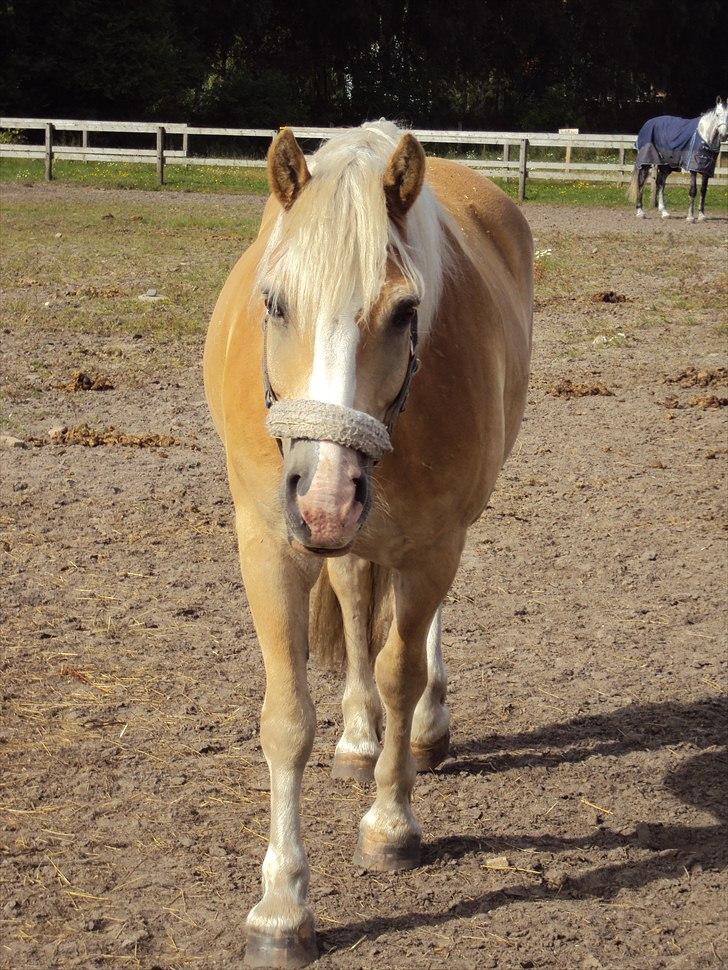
xmin=657 ymin=166 xmax=671 ymax=218
xmin=698 ymin=173 xmax=709 ymax=220
xmin=411 ymin=606 xmax=451 ymax=771
xmin=636 ymin=166 xmax=649 ymax=217
xmin=687 ymin=171 xmax=697 ymax=222
xmin=328 ymin=555 xmax=383 ymax=783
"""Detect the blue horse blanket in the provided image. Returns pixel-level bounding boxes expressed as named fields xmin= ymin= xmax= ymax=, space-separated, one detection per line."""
xmin=636 ymin=115 xmax=718 ymax=176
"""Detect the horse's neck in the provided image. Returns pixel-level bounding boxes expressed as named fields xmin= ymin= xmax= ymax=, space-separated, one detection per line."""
xmin=697 ymin=110 xmax=719 ymax=147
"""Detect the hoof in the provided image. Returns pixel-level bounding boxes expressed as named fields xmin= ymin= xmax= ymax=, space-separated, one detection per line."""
xmin=698 ymin=212 xmax=706 ymax=222
xmin=353 ymin=832 xmax=421 ymax=872
xmin=331 ymin=750 xmax=378 ymax=784
xmin=660 ymin=210 xmax=670 ymax=219
xmin=411 ymin=731 xmax=451 ymax=772
xmin=245 ymin=922 xmax=318 ymax=969
xmin=636 ymin=209 xmax=645 ymax=219
xmin=686 ymin=216 xmax=696 ymax=223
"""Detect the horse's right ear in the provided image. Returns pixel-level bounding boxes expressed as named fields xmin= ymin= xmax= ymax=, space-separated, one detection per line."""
xmin=717 ymin=96 xmax=724 ymax=107
xmin=383 ymin=133 xmax=426 ymax=221
xmin=267 ymin=129 xmax=311 ymax=210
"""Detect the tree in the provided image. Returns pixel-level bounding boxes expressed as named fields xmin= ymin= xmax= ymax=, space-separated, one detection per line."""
xmin=2 ymin=0 xmax=726 ymax=130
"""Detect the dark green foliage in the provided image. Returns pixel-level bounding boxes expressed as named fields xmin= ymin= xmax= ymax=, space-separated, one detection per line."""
xmin=1 ymin=0 xmax=726 ymax=130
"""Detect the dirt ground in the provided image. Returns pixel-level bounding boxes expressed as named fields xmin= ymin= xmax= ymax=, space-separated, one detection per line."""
xmin=1 ymin=183 xmax=727 ymax=970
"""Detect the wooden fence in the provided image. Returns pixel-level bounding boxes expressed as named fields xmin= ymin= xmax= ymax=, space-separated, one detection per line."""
xmin=1 ymin=117 xmax=726 ymax=199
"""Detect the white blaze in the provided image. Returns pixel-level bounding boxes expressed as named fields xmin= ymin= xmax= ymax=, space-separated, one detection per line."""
xmin=308 ymin=309 xmax=359 ymax=406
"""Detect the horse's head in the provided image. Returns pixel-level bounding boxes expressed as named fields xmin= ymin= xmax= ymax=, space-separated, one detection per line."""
xmin=257 ymin=124 xmax=443 ymax=555
xmin=715 ymin=97 xmax=728 ymax=141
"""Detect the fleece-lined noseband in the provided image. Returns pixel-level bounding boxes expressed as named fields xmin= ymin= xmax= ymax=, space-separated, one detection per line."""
xmin=262 ymin=311 xmax=419 ymax=461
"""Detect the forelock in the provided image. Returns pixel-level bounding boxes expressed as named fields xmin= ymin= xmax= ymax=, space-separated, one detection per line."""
xmin=257 ymin=121 xmax=450 ymax=337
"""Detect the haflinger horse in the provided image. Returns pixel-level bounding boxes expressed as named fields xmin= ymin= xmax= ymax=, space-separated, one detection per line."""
xmin=204 ymin=120 xmax=533 ymax=968
xmin=629 ymin=97 xmax=728 ymax=221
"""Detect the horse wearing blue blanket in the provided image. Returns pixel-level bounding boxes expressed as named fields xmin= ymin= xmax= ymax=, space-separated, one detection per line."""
xmin=629 ymin=98 xmax=727 ymax=221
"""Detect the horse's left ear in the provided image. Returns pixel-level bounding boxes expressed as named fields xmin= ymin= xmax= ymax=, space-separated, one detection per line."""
xmin=717 ymin=96 xmax=723 ymax=107
xmin=383 ymin=133 xmax=426 ymax=220
xmin=267 ymin=128 xmax=311 ymax=210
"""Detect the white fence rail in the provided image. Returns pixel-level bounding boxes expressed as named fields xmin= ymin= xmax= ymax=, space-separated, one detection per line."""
xmin=1 ymin=117 xmax=725 ymax=196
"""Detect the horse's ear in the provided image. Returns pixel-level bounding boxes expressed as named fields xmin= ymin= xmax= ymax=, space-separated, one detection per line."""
xmin=267 ymin=128 xmax=311 ymax=210
xmin=717 ymin=96 xmax=723 ymax=107
xmin=383 ymin=133 xmax=426 ymax=221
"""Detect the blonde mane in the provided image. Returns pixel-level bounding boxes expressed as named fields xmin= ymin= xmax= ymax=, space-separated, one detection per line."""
xmin=258 ymin=120 xmax=451 ymax=337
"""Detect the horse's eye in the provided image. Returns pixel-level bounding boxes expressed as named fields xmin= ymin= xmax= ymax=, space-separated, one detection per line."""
xmin=264 ymin=293 xmax=286 ymax=320
xmin=390 ymin=303 xmax=417 ymax=331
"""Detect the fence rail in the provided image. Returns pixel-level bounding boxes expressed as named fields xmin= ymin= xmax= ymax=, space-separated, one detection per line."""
xmin=1 ymin=117 xmax=725 ymax=193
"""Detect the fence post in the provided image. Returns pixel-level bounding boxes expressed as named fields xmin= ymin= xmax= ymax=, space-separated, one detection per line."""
xmin=503 ymin=142 xmax=510 ymax=181
xmin=618 ymin=146 xmax=625 ymax=170
xmin=518 ymin=138 xmax=528 ymax=202
xmin=182 ymin=125 xmax=189 ymax=166
xmin=44 ymin=123 xmax=54 ymax=181
xmin=559 ymin=128 xmax=578 ymax=176
xmin=82 ymin=126 xmax=89 ymax=149
xmin=156 ymin=126 xmax=165 ymax=185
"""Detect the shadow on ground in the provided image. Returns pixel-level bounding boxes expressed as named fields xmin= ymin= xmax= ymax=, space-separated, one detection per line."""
xmin=320 ymin=696 xmax=727 ymax=952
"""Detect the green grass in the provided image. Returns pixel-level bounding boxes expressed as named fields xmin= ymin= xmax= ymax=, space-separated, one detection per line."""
xmin=0 ymin=194 xmax=263 ymax=343
xmin=497 ymin=177 xmax=728 ymax=208
xmin=3 ymin=156 xmax=727 ymax=209
xmin=0 ymin=157 xmax=269 ymax=194
xmin=447 ymin=145 xmax=629 ymax=163
xmin=1 ymin=181 xmax=725 ymax=415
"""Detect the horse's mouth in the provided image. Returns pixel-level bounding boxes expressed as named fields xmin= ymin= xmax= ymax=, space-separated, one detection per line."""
xmin=290 ymin=537 xmax=354 ymax=558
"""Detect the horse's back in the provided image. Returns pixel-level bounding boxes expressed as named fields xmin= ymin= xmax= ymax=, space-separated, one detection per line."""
xmin=426 ymin=157 xmax=533 ymax=444
xmin=637 ymin=115 xmax=699 ymax=152
xmin=427 ymin=157 xmax=533 ymax=294
xmin=371 ymin=156 xmax=534 ymax=533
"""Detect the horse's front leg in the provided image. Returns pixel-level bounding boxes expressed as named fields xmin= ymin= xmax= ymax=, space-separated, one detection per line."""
xmin=355 ymin=552 xmax=459 ymax=870
xmin=698 ymin=173 xmax=709 ymax=220
xmin=687 ymin=171 xmax=697 ymax=222
xmin=236 ymin=514 xmax=320 ymax=969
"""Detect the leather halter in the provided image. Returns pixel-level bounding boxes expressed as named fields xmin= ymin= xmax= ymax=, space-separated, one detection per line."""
xmin=261 ymin=311 xmax=420 ymax=456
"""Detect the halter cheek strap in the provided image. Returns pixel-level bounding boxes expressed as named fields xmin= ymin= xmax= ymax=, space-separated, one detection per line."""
xmin=261 ymin=314 xmax=419 ymax=460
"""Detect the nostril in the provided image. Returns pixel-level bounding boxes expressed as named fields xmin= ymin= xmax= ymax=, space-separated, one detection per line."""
xmin=286 ymin=472 xmax=302 ymax=509
xmin=353 ymin=472 xmax=368 ymax=508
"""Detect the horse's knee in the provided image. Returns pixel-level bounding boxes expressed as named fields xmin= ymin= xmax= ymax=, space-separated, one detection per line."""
xmin=260 ymin=692 xmax=315 ymax=767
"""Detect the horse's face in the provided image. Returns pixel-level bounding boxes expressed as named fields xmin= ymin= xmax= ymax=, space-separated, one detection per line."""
xmin=716 ymin=98 xmax=728 ymax=141
xmin=260 ymin=129 xmax=426 ymax=555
